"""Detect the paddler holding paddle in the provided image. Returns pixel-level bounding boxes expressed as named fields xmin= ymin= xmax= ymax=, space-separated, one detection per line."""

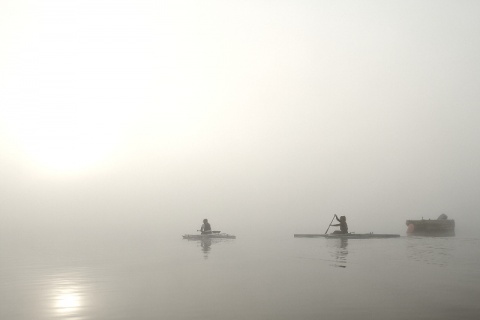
xmin=331 ymin=215 xmax=348 ymax=234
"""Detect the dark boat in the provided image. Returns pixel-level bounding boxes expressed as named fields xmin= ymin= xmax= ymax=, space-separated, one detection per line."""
xmin=406 ymin=214 xmax=455 ymax=236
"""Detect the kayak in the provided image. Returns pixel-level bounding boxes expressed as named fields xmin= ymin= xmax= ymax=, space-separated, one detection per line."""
xmin=183 ymin=233 xmax=236 ymax=240
xmin=294 ymin=233 xmax=400 ymax=239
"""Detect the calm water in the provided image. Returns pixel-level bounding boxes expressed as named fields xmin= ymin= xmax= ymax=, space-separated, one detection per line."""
xmin=1 ymin=233 xmax=480 ymax=320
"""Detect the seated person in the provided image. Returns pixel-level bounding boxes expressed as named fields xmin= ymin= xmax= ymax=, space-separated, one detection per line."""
xmin=200 ymin=219 xmax=212 ymax=234
xmin=331 ymin=215 xmax=348 ymax=234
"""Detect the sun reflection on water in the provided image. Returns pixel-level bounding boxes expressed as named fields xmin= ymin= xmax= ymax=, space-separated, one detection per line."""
xmin=55 ymin=291 xmax=82 ymax=313
xmin=50 ymin=275 xmax=87 ymax=318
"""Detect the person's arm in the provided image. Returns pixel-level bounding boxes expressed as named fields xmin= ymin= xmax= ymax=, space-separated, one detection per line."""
xmin=334 ymin=215 xmax=341 ymax=223
xmin=200 ymin=224 xmax=204 ymax=232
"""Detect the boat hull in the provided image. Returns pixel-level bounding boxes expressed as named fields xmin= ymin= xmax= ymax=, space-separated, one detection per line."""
xmin=406 ymin=219 xmax=455 ymax=236
xmin=183 ymin=233 xmax=236 ymax=240
xmin=294 ymin=233 xmax=400 ymax=239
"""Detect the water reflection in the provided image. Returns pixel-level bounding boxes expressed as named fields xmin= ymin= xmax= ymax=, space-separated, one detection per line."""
xmin=200 ymin=238 xmax=212 ymax=259
xmin=328 ymin=238 xmax=348 ymax=268
xmin=48 ymin=271 xmax=90 ymax=319
xmin=406 ymin=236 xmax=455 ymax=267
xmin=55 ymin=290 xmax=81 ymax=313
xmin=185 ymin=238 xmax=232 ymax=259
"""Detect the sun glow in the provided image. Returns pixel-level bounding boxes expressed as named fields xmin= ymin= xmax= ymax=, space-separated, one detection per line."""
xmin=4 ymin=104 xmax=129 ymax=174
xmin=55 ymin=292 xmax=82 ymax=312
xmin=50 ymin=275 xmax=87 ymax=316
xmin=0 ymin=0 xmax=158 ymax=174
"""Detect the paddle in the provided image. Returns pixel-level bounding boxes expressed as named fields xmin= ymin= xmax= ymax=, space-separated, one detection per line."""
xmin=324 ymin=214 xmax=337 ymax=234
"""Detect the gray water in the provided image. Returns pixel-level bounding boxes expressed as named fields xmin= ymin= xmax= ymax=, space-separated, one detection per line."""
xmin=1 ymin=233 xmax=480 ymax=320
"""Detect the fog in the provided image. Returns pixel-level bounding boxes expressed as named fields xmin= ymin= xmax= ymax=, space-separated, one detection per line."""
xmin=1 ymin=0 xmax=480 ymax=242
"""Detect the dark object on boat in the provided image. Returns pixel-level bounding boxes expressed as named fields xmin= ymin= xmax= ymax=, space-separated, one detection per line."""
xmin=406 ymin=214 xmax=455 ymax=236
xmin=294 ymin=233 xmax=400 ymax=239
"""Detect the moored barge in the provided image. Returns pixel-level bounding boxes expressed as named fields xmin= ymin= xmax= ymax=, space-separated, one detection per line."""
xmin=406 ymin=214 xmax=455 ymax=236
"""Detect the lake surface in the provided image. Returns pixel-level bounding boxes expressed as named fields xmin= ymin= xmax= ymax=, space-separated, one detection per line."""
xmin=1 ymin=233 xmax=480 ymax=319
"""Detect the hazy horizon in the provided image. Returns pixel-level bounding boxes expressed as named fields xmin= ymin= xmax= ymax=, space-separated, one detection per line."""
xmin=1 ymin=0 xmax=480 ymax=240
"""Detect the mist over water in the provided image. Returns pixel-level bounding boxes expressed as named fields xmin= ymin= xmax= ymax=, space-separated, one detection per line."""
xmin=2 ymin=1 xmax=480 ymax=319
xmin=2 ymin=0 xmax=480 ymax=239
xmin=2 ymin=227 xmax=480 ymax=320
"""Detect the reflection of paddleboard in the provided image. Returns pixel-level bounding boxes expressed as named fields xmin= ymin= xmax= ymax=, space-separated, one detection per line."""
xmin=294 ymin=233 xmax=400 ymax=239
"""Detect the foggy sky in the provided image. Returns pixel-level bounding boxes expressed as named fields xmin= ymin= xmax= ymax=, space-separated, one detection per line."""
xmin=1 ymin=0 xmax=479 ymax=240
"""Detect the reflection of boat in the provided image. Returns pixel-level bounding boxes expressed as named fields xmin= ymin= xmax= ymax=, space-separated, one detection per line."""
xmin=184 ymin=236 xmax=235 ymax=259
xmin=406 ymin=214 xmax=455 ymax=236
xmin=182 ymin=233 xmax=236 ymax=240
xmin=200 ymin=238 xmax=212 ymax=259
xmin=328 ymin=238 xmax=348 ymax=268
xmin=294 ymin=233 xmax=400 ymax=239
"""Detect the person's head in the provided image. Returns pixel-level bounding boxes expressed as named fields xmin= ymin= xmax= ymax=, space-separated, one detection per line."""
xmin=340 ymin=216 xmax=346 ymax=222
xmin=203 ymin=219 xmax=208 ymax=223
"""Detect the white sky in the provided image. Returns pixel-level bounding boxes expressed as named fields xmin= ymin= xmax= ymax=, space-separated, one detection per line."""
xmin=1 ymin=0 xmax=479 ymax=238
